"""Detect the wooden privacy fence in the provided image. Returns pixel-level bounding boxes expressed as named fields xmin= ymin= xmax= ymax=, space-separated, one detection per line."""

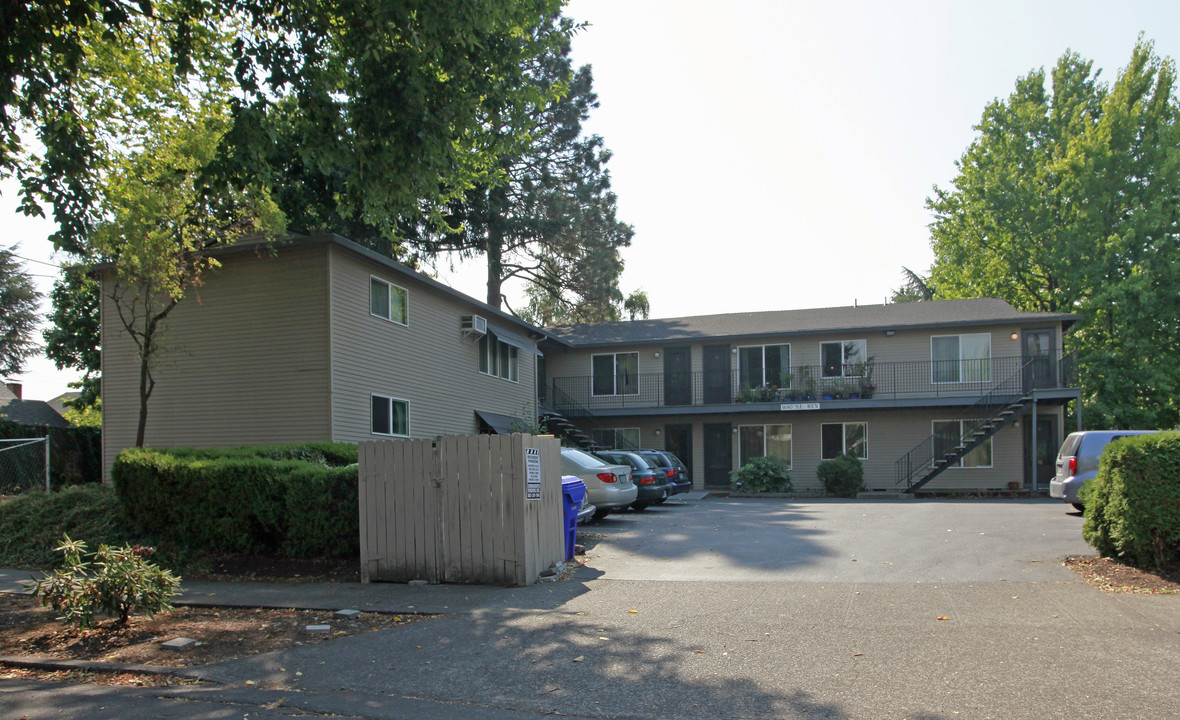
xmin=358 ymin=433 xmax=565 ymax=586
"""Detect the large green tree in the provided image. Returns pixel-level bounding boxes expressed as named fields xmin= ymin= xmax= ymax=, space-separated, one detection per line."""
xmin=927 ymin=39 xmax=1180 ymax=428
xmin=0 ymin=246 xmax=41 ymax=376
xmin=420 ymin=42 xmax=637 ymax=321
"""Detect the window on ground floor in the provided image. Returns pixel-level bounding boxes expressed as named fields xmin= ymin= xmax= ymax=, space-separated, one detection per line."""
xmin=821 ymin=422 xmax=867 ymax=459
xmin=738 ymin=424 xmax=793 ymax=467
xmin=592 ymin=427 xmax=640 ymax=450
xmin=932 ymin=420 xmax=993 ymax=468
xmin=371 ymin=395 xmax=409 ymax=436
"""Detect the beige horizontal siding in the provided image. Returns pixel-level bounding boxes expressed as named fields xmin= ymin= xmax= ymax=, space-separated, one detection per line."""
xmin=327 ymin=246 xmax=536 ymax=443
xmin=101 ymin=246 xmax=333 ymax=480
xmin=568 ymin=407 xmax=1036 ymax=493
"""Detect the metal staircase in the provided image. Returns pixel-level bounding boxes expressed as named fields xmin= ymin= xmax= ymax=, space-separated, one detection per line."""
xmin=539 ymin=385 xmax=608 ymax=451
xmin=894 ymin=360 xmax=1036 ymax=493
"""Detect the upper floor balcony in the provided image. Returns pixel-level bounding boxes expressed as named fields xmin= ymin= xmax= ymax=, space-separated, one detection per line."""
xmin=545 ymin=353 xmax=1078 ymax=417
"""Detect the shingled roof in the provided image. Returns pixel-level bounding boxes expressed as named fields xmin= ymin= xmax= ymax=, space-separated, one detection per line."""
xmin=543 ymin=298 xmax=1078 ymax=348
xmin=0 ymin=385 xmax=70 ymax=428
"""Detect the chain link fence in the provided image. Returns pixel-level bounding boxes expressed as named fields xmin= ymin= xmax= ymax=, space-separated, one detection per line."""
xmin=0 ymin=438 xmax=49 ymax=495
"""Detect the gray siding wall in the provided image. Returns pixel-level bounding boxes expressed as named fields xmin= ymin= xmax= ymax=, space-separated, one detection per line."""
xmin=101 ymin=245 xmax=333 ymax=480
xmin=578 ymin=407 xmax=1034 ymax=493
xmin=327 ymin=246 xmax=536 ymax=442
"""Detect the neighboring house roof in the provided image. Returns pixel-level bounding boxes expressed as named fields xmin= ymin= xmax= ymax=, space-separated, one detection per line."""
xmin=543 ymin=298 xmax=1079 ymax=348
xmin=0 ymin=386 xmax=70 ymax=428
xmin=48 ymin=392 xmax=81 ymax=417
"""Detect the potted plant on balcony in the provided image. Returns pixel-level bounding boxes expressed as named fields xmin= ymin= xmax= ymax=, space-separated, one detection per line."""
xmin=796 ymin=367 xmax=817 ymax=401
xmin=858 ymin=357 xmax=876 ymax=398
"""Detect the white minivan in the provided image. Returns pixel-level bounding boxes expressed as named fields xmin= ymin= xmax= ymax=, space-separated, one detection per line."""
xmin=1050 ymin=430 xmax=1157 ymax=511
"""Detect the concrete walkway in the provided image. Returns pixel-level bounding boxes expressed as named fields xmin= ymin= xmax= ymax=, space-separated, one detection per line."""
xmin=3 ymin=497 xmax=1179 ymax=719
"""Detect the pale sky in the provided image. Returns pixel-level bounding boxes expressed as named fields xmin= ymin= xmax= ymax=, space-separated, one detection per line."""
xmin=5 ymin=0 xmax=1180 ymax=400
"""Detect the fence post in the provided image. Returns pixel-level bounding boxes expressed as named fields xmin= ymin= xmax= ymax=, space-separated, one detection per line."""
xmin=44 ymin=434 xmax=51 ymax=493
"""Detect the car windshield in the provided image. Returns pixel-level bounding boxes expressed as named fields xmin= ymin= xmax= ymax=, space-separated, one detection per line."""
xmin=563 ymin=447 xmax=610 ymax=467
xmin=643 ymin=453 xmax=672 ymax=468
xmin=601 ymin=452 xmax=649 ymax=469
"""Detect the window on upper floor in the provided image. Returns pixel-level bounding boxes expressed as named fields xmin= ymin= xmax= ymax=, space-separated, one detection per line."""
xmin=931 ymin=333 xmax=991 ymax=383
xmin=738 ymin=344 xmax=791 ymax=389
xmin=371 ymin=394 xmax=409 ymax=436
xmin=592 ymin=427 xmax=641 ymax=450
xmin=739 ymin=424 xmax=793 ymax=468
xmin=932 ymin=419 xmax=993 ymax=468
xmin=821 ymin=422 xmax=867 ymax=459
xmin=370 ymin=276 xmax=408 ymax=325
xmin=479 ymin=332 xmax=519 ymax=382
xmin=592 ymin=352 xmax=639 ymax=396
xmin=821 ymin=340 xmax=867 ymax=378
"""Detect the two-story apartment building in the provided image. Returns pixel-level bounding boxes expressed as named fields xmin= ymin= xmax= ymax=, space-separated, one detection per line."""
xmin=100 ymin=234 xmax=544 ymax=479
xmin=539 ymin=299 xmax=1080 ymax=493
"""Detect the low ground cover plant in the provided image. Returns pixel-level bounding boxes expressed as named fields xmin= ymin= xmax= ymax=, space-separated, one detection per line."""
xmin=0 ymin=486 xmax=138 ymax=568
xmin=730 ymin=457 xmax=793 ymax=493
xmin=816 ymin=453 xmax=864 ymax=496
xmin=27 ymin=535 xmax=181 ymax=629
xmin=1082 ymin=432 xmax=1180 ymax=568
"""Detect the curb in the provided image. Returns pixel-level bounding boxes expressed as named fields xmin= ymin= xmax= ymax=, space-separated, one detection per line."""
xmin=0 ymin=655 xmax=184 ymax=677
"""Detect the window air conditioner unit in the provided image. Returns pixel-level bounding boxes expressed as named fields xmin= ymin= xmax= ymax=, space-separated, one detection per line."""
xmin=461 ymin=314 xmax=488 ymax=336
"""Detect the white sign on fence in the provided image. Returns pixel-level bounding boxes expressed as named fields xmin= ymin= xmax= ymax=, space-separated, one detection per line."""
xmin=525 ymin=447 xmax=542 ymax=500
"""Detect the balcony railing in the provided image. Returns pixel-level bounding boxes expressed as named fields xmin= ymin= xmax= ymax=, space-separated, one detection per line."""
xmin=548 ymin=354 xmax=1078 ymax=414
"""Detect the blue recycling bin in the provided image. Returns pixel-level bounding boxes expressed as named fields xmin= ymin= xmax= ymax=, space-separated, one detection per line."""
xmin=560 ymin=476 xmax=587 ymax=561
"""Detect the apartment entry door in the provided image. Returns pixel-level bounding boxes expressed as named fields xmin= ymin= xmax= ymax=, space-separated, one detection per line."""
xmin=702 ymin=345 xmax=732 ymax=405
xmin=664 ymin=423 xmax=694 ymax=485
xmin=703 ymin=422 xmax=732 ymax=487
xmin=663 ymin=347 xmax=692 ymax=406
xmin=1022 ymin=328 xmax=1058 ymax=390
xmin=1023 ymin=415 xmax=1059 ymax=489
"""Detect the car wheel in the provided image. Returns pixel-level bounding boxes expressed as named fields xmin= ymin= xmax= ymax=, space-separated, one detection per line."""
xmin=592 ymin=508 xmax=611 ymax=522
xmin=631 ymin=502 xmax=649 ymax=511
xmin=1071 ymin=503 xmax=1085 ymax=512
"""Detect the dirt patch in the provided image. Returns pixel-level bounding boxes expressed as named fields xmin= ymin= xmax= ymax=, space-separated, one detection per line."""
xmin=1064 ymin=555 xmax=1180 ymax=594
xmin=191 ymin=555 xmax=361 ymax=583
xmin=0 ymin=593 xmax=428 ymax=685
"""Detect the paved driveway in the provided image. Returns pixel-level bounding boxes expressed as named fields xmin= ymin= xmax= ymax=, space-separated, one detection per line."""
xmin=584 ymin=497 xmax=1093 ymax=582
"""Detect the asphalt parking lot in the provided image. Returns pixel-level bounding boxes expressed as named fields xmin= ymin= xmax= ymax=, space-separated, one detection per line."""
xmin=584 ymin=496 xmax=1093 ymax=583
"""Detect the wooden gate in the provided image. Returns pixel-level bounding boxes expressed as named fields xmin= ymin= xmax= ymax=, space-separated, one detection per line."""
xmin=358 ymin=434 xmax=564 ymax=586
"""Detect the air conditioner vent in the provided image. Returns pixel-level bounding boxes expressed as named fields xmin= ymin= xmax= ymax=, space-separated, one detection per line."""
xmin=461 ymin=314 xmax=488 ymax=336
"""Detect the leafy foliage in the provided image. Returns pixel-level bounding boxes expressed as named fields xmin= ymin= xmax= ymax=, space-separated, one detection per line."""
xmin=0 ymin=486 xmax=135 ymax=568
xmin=816 ymin=453 xmax=865 ymax=496
xmin=28 ymin=535 xmax=181 ymax=629
xmin=0 ymin=246 xmax=41 ymax=376
xmin=926 ymin=39 xmax=1180 ymax=428
xmin=113 ymin=444 xmax=360 ymax=558
xmin=1081 ymin=432 xmax=1180 ymax=568
xmin=44 ymin=267 xmax=101 ymax=409
xmin=890 ymin=266 xmax=936 ymax=303
xmin=730 ymin=457 xmax=793 ymax=493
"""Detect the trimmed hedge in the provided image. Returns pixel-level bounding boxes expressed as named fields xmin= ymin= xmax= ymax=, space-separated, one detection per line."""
xmin=816 ymin=453 xmax=865 ymax=496
xmin=113 ymin=443 xmax=359 ymax=559
xmin=1081 ymin=432 xmax=1180 ymax=568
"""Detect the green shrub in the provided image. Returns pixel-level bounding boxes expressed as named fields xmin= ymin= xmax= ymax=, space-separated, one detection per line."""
xmin=0 ymin=486 xmax=135 ymax=567
xmin=28 ymin=535 xmax=181 ymax=629
xmin=1082 ymin=432 xmax=1180 ymax=568
xmin=730 ymin=457 xmax=793 ymax=493
xmin=113 ymin=445 xmax=360 ymax=558
xmin=816 ymin=453 xmax=865 ymax=496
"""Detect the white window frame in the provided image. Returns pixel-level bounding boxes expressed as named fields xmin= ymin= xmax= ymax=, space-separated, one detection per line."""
xmin=932 ymin=419 xmax=994 ymax=469
xmin=737 ymin=344 xmax=791 ymax=389
xmin=820 ymin=340 xmax=868 ymax=378
xmin=820 ymin=422 xmax=868 ymax=459
xmin=591 ymin=352 xmax=640 ymax=397
xmin=592 ymin=427 xmax=641 ymax=450
xmin=369 ymin=276 xmax=408 ymax=326
xmin=478 ymin=332 xmax=519 ymax=383
xmin=930 ymin=333 xmax=992 ymax=384
xmin=370 ymin=394 xmax=410 ymax=437
xmin=738 ymin=423 xmax=793 ymax=468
